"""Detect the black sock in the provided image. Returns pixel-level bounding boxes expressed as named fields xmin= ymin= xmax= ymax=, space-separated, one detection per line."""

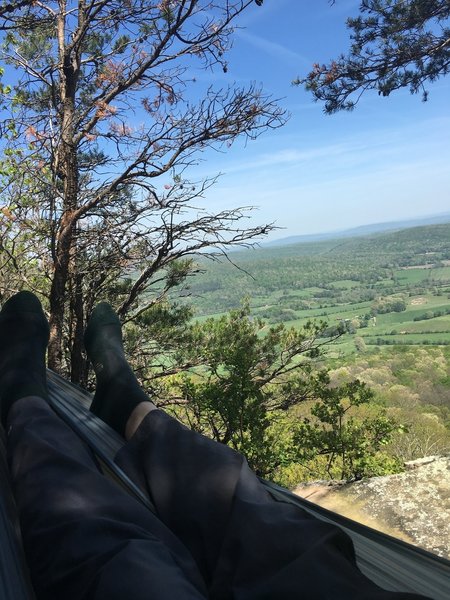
xmin=0 ymin=291 xmax=49 ymax=425
xmin=84 ymin=302 xmax=149 ymax=436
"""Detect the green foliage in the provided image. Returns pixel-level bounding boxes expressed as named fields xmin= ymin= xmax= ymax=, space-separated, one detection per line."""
xmin=329 ymin=346 xmax=450 ymax=462
xmin=179 ymin=224 xmax=450 ymax=357
xmin=297 ymin=0 xmax=450 ymax=112
xmin=166 ymin=303 xmax=336 ymax=476
xmin=387 ymin=410 xmax=450 ymax=461
xmin=161 ymin=303 xmax=403 ymax=482
xmin=293 ymin=377 xmax=400 ymax=480
xmin=354 ymin=336 xmax=367 ymax=353
xmin=0 ymin=0 xmax=285 ymax=378
xmin=413 ymin=308 xmax=450 ymax=321
xmin=121 ymin=300 xmax=195 ymax=386
xmin=165 ymin=226 xmax=450 ymax=487
xmin=371 ymin=295 xmax=407 ymax=315
xmin=273 ymin=451 xmax=401 ymax=489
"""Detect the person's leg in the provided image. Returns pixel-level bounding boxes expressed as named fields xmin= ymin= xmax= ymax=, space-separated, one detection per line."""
xmin=7 ymin=397 xmax=206 ymax=600
xmin=117 ymin=409 xmax=428 ymax=600
xmin=85 ymin=302 xmax=428 ymax=600
xmin=0 ymin=293 xmax=206 ymax=600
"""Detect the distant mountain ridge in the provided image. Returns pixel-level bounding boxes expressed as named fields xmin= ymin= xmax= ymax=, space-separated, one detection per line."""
xmin=266 ymin=212 xmax=450 ymax=248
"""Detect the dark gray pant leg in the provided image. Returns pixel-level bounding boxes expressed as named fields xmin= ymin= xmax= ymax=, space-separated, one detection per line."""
xmin=116 ymin=410 xmax=429 ymax=600
xmin=7 ymin=397 xmax=206 ymax=600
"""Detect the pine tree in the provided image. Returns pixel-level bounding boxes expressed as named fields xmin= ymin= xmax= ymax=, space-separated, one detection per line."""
xmin=0 ymin=1 xmax=284 ymax=381
xmin=296 ymin=0 xmax=450 ymax=113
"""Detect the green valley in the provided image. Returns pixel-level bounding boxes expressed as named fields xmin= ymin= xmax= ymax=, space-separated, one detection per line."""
xmin=185 ymin=223 xmax=450 ymax=353
xmin=170 ymin=222 xmax=450 ymax=485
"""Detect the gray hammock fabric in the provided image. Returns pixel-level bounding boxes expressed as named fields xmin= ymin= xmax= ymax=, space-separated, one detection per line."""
xmin=0 ymin=370 xmax=448 ymax=599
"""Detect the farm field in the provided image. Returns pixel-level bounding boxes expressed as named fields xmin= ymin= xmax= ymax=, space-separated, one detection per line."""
xmin=182 ymin=223 xmax=450 ymax=355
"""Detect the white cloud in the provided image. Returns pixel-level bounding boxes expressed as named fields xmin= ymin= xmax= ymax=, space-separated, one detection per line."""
xmin=236 ymin=30 xmax=309 ymax=67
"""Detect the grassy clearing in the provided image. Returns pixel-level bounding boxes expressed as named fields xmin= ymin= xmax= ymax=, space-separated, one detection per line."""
xmin=193 ymin=292 xmax=450 ymax=356
xmin=394 ymin=266 xmax=450 ymax=284
xmin=364 ymin=332 xmax=450 ymax=345
xmin=328 ymin=279 xmax=359 ymax=289
xmin=285 ymin=301 xmax=372 ymax=320
xmin=361 ymin=316 xmax=450 ymax=335
xmin=407 ymin=294 xmax=450 ymax=307
xmin=399 ymin=317 xmax=450 ymax=333
xmin=375 ymin=302 xmax=450 ymax=325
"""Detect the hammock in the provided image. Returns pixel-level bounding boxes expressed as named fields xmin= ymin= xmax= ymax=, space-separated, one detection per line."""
xmin=0 ymin=370 xmax=448 ymax=599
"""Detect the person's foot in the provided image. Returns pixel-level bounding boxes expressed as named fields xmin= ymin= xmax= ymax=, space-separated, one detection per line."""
xmin=0 ymin=291 xmax=49 ymax=425
xmin=84 ymin=302 xmax=150 ymax=436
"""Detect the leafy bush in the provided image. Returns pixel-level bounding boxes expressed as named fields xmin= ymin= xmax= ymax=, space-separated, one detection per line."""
xmin=371 ymin=295 xmax=406 ymax=315
xmin=292 ymin=378 xmax=400 ymax=480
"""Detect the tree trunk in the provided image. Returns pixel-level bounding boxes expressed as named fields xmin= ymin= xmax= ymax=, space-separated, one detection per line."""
xmin=48 ymin=261 xmax=68 ymax=372
xmin=48 ymin=7 xmax=80 ymax=374
xmin=47 ymin=136 xmax=78 ymax=373
xmin=70 ymin=264 xmax=87 ymax=385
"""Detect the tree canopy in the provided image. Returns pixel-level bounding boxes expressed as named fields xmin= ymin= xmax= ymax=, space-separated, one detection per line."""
xmin=160 ymin=303 xmax=398 ymax=480
xmin=0 ymin=0 xmax=284 ymax=381
xmin=297 ymin=0 xmax=450 ymax=113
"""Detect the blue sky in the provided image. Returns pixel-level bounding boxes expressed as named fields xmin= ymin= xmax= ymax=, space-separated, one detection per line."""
xmin=189 ymin=0 xmax=450 ymax=242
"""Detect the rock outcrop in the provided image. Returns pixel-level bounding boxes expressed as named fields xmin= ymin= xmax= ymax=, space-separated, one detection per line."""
xmin=293 ymin=455 xmax=450 ymax=559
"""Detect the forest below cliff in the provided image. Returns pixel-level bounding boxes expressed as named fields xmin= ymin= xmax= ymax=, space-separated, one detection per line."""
xmin=164 ymin=222 xmax=450 ymax=486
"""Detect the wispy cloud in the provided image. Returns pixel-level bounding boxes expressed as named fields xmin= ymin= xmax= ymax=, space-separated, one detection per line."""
xmin=200 ymin=113 xmax=450 ymax=220
xmin=193 ymin=141 xmax=354 ymax=180
xmin=197 ymin=113 xmax=450 ymax=185
xmin=236 ymin=30 xmax=309 ymax=67
xmin=206 ymin=150 xmax=450 ymax=237
xmin=217 ymin=143 xmax=353 ymax=175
